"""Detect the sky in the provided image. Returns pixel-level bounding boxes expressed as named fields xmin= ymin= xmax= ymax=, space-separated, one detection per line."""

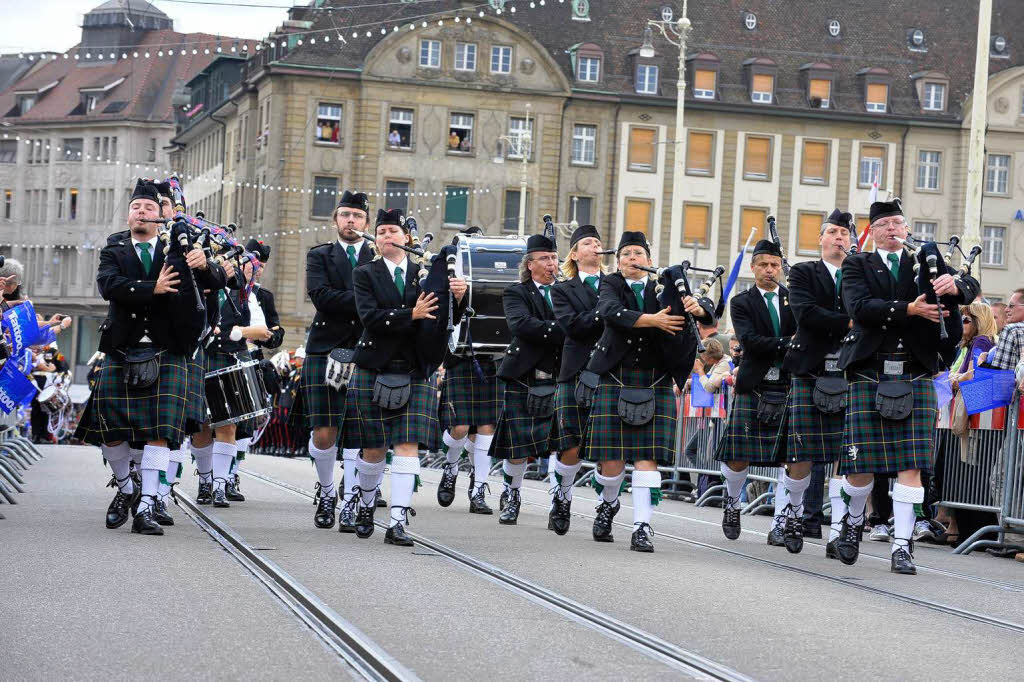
xmin=0 ymin=0 xmax=287 ymax=53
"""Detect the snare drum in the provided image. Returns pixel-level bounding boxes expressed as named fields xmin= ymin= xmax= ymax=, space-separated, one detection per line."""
xmin=37 ymin=385 xmax=66 ymax=414
xmin=449 ymin=234 xmax=526 ymax=355
xmin=204 ymin=360 xmax=271 ymax=428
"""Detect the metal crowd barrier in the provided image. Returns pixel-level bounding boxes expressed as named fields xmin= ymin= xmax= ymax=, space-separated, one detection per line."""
xmin=0 ymin=408 xmax=45 ymax=518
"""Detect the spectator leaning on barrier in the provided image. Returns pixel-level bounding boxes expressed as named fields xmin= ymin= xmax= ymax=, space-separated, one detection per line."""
xmin=979 ymin=288 xmax=1024 ymax=370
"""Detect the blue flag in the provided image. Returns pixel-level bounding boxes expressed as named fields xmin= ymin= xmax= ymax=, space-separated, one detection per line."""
xmin=721 ymin=242 xmax=750 ymax=309
xmin=933 ymin=371 xmax=952 ymax=408
xmin=959 ymin=368 xmax=1016 ymax=415
xmin=690 ymin=373 xmax=714 ymax=408
xmin=1 ymin=300 xmax=41 ymax=355
xmin=0 ymin=360 xmax=38 ymax=414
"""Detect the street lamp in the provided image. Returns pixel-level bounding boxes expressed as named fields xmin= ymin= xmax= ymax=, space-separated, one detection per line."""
xmin=495 ymin=102 xmax=532 ymax=236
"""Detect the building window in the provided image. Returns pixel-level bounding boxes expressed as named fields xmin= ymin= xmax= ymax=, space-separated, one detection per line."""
xmin=69 ymin=188 xmax=78 ymax=220
xmin=110 ymin=137 xmax=117 ymax=161
xmin=743 ymin=135 xmax=772 ymax=181
xmin=315 ymin=103 xmax=342 ymax=144
xmin=577 ymin=56 xmax=600 ymax=82
xmin=19 ymin=95 xmax=35 ymax=115
xmin=985 ymin=153 xmax=1010 ymax=195
xmin=61 ymin=138 xmax=83 ymax=162
xmin=686 ymin=131 xmax=714 ymax=176
xmin=312 ymin=176 xmax=338 ymax=217
xmin=683 ymin=203 xmax=711 ymax=247
xmin=866 ymin=83 xmax=888 ymax=112
xmin=809 ymin=78 xmax=831 ymax=108
xmin=503 ymin=189 xmax=532 ymax=232
xmin=491 ymin=45 xmax=512 ymax=74
xmin=624 ymin=198 xmax=653 ymax=235
xmin=448 ymin=113 xmax=474 ymax=153
xmin=627 ymin=127 xmax=657 ymax=172
xmin=4 ymin=190 xmax=12 ymax=219
xmin=916 ymin=150 xmax=941 ymax=191
xmin=507 ymin=116 xmax=533 ymax=159
xmin=571 ymin=124 xmax=596 ymax=165
xmin=797 ymin=212 xmax=826 ymax=254
xmin=0 ymin=140 xmax=15 ymax=163
xmin=800 ymin=140 xmax=829 ymax=185
xmin=828 ymin=20 xmax=841 ymax=37
xmin=636 ymin=65 xmax=659 ymax=94
xmin=148 ymin=137 xmax=157 ymax=162
xmin=751 ymin=74 xmax=773 ymax=103
xmin=419 ymin=40 xmax=441 ymax=68
xmin=922 ymin=82 xmax=946 ymax=111
xmin=741 ymin=207 xmax=768 ymax=236
xmin=569 ymin=195 xmax=593 ymax=226
xmin=913 ymin=221 xmax=937 ymax=242
xmin=982 ymin=226 xmax=1005 ymax=266
xmin=444 ymin=186 xmax=471 ymax=226
xmin=387 ymin=107 xmax=414 ymax=149
xmin=744 ymin=12 xmax=757 ymax=30
xmin=455 ymin=42 xmax=477 ymax=71
xmin=55 ymin=188 xmax=65 ymax=219
xmin=858 ymin=144 xmax=885 ymax=188
xmin=694 ymin=69 xmax=716 ymax=99
xmin=384 ymin=180 xmax=410 ymax=214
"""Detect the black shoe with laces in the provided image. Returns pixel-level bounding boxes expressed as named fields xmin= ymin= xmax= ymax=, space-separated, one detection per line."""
xmin=825 ymin=538 xmax=840 ymax=560
xmin=131 ymin=498 xmax=164 ymax=535
xmin=355 ymin=501 xmax=376 ymax=539
xmin=225 ymin=478 xmax=246 ymax=502
xmin=375 ymin=489 xmax=387 ymax=508
xmin=498 ymin=488 xmax=521 ymax=525
xmin=592 ymin=499 xmax=620 ymax=542
xmin=722 ymin=498 xmax=741 ymax=540
xmin=783 ymin=505 xmax=804 ymax=554
xmin=338 ymin=492 xmax=359 ymax=532
xmin=836 ymin=513 xmax=864 ymax=566
xmin=437 ymin=462 xmax=458 ymax=507
xmin=384 ymin=507 xmax=416 ymax=546
xmin=196 ymin=473 xmax=213 ymax=505
xmin=550 ymin=493 xmax=572 ymax=536
xmin=105 ymin=475 xmax=138 ymax=529
xmin=499 ymin=488 xmax=509 ymax=512
xmin=313 ymin=483 xmax=338 ymax=529
xmin=890 ymin=541 xmax=917 ymax=575
xmin=213 ymin=481 xmax=230 ymax=508
xmin=152 ymin=497 xmax=174 ymax=526
xmin=630 ymin=522 xmax=655 ymax=552
xmin=469 ymin=484 xmax=493 ymax=515
xmin=767 ymin=525 xmax=786 ymax=547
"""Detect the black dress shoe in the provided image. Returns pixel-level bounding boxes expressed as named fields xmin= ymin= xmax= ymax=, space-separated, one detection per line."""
xmin=313 ymin=484 xmax=338 ymax=529
xmin=468 ymin=470 xmax=476 ymax=503
xmin=338 ymin=494 xmax=358 ymax=532
xmin=836 ymin=514 xmax=864 ymax=566
xmin=890 ymin=542 xmax=917 ymax=575
xmin=498 ymin=489 xmax=521 ymax=525
xmin=437 ymin=462 xmax=458 ymax=507
xmin=468 ymin=484 xmax=493 ymax=515
xmin=803 ymin=522 xmax=823 ymax=539
xmin=355 ymin=504 xmax=376 ymax=539
xmin=550 ymin=494 xmax=571 ymax=536
xmin=105 ymin=476 xmax=137 ymax=529
xmin=784 ymin=513 xmax=804 ymax=554
xmin=499 ymin=488 xmax=509 ymax=512
xmin=767 ymin=526 xmax=786 ymax=547
xmin=384 ymin=523 xmax=414 ymax=546
xmin=630 ymin=523 xmax=655 ymax=553
xmin=225 ymin=479 xmax=246 ymax=502
xmin=131 ymin=500 xmax=164 ymax=535
xmin=547 ymin=508 xmax=555 ymax=530
xmin=825 ymin=538 xmax=840 ymax=560
xmin=592 ymin=499 xmax=620 ymax=542
xmin=375 ymin=489 xmax=387 ymax=508
xmin=213 ymin=484 xmax=230 ymax=508
xmin=722 ymin=499 xmax=741 ymax=540
xmin=152 ymin=497 xmax=174 ymax=526
xmin=196 ymin=479 xmax=213 ymax=505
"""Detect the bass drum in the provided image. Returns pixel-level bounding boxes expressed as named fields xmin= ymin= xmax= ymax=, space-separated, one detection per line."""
xmin=449 ymin=234 xmax=526 ymax=356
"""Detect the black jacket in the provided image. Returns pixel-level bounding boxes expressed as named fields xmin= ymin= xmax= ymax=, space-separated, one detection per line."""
xmin=551 ymin=275 xmax=604 ymax=382
xmin=305 ymin=240 xmax=375 ymax=355
xmin=585 ymin=273 xmax=702 ymax=388
xmin=496 ymin=281 xmax=565 ymax=381
xmin=208 ymin=285 xmax=285 ymax=357
xmin=731 ymin=284 xmax=796 ymax=394
xmin=838 ymin=250 xmax=979 ymax=373
xmin=783 ymin=260 xmax=850 ymax=376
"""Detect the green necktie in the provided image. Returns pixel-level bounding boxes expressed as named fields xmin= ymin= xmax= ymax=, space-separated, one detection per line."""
xmin=631 ymin=282 xmax=645 ymax=310
xmin=394 ymin=266 xmax=405 ymax=297
xmin=217 ymin=289 xmax=227 ymax=308
xmin=887 ymin=252 xmax=900 ymax=280
xmin=137 ymin=242 xmax=152 ymax=276
xmin=764 ymin=291 xmax=781 ymax=335
xmin=540 ymin=285 xmax=553 ymax=309
xmin=347 ymin=244 xmax=357 ymax=268
xmin=834 ymin=269 xmax=842 ymax=303
xmin=584 ymin=275 xmax=599 ymax=292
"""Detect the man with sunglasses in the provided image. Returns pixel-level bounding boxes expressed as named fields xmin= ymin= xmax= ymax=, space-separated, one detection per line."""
xmin=979 ymin=288 xmax=1024 ymax=371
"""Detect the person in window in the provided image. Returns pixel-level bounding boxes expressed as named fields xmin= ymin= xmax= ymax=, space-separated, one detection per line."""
xmin=459 ymin=136 xmax=472 ymax=152
xmin=388 ymin=129 xmax=402 ymax=147
xmin=448 ymin=131 xmax=461 ymax=150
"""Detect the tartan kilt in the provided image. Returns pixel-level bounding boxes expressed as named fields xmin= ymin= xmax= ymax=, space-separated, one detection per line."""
xmin=579 ymin=366 xmax=676 ymax=465
xmin=183 ymin=345 xmax=208 ymax=434
xmin=300 ymin=355 xmax=356 ymax=435
xmin=349 ymin=367 xmax=439 ymax=450
xmin=782 ymin=376 xmax=844 ymax=463
xmin=716 ymin=386 xmax=789 ymax=465
xmin=551 ymin=380 xmax=590 ymax=453
xmin=840 ymin=370 xmax=937 ymax=474
xmin=489 ymin=378 xmax=556 ymax=460
xmin=75 ymin=351 xmax=189 ymax=446
xmin=72 ymin=393 xmax=102 ymax=444
xmin=439 ymin=357 xmax=502 ymax=429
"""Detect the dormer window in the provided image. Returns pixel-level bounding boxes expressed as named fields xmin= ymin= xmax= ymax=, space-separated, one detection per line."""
xmin=18 ymin=95 xmax=35 ymax=115
xmin=688 ymin=53 xmax=720 ymax=100
xmin=801 ymin=62 xmax=835 ymax=109
xmin=859 ymin=68 xmax=891 ymax=114
xmin=922 ymin=82 xmax=945 ymax=111
xmin=578 ymin=56 xmax=600 ymax=82
xmin=744 ymin=57 xmax=776 ymax=105
xmin=636 ymin=64 xmax=659 ymax=94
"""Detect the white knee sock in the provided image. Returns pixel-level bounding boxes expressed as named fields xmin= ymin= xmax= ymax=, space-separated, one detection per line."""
xmin=772 ymin=468 xmax=791 ymax=529
xmin=236 ymin=437 xmax=251 ymax=456
xmin=159 ymin=449 xmax=185 ymax=499
xmin=828 ymin=478 xmax=847 ymax=541
xmin=841 ymin=476 xmax=874 ymax=524
xmin=389 ymin=455 xmax=420 ymax=527
xmin=442 ymin=430 xmax=468 ymax=465
xmin=631 ymin=470 xmax=662 ymax=528
xmin=783 ymin=472 xmax=812 ymax=516
xmin=212 ymin=441 xmax=235 ymax=491
xmin=553 ymin=459 xmax=583 ymax=501
xmin=891 ymin=483 xmax=924 ymax=554
xmin=102 ymin=443 xmax=133 ymax=492
xmin=139 ymin=445 xmax=170 ymax=512
xmin=341 ymin=448 xmax=360 ymax=503
xmin=129 ymin=447 xmax=143 ymax=467
xmin=308 ymin=436 xmax=338 ymax=498
xmin=720 ymin=463 xmax=748 ymax=508
xmin=502 ymin=460 xmax=527 ymax=491
xmin=357 ymin=458 xmax=386 ymax=506
xmin=594 ymin=470 xmax=625 ymax=504
xmin=472 ymin=435 xmax=493 ymax=493
xmin=192 ymin=442 xmax=214 ymax=483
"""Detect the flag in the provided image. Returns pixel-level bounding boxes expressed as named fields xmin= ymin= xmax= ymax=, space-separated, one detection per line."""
xmin=0 ymin=360 xmax=38 ymax=414
xmin=858 ymin=172 xmax=880 ymax=251
xmin=718 ymin=227 xmax=757 ymax=316
xmin=1 ymin=300 xmax=41 ymax=355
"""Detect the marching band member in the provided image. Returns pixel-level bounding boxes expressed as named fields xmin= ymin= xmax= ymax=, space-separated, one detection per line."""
xmin=547 ymin=224 xmax=605 ymax=535
xmin=836 ymin=199 xmax=979 ymax=574
xmin=488 ymin=233 xmax=564 ymax=526
xmin=581 ymin=231 xmax=708 ymax=551
xmin=303 ymin=191 xmax=375 ymax=531
xmin=780 ymin=210 xmax=853 ymax=555
xmin=716 ymin=239 xmax=795 ymax=542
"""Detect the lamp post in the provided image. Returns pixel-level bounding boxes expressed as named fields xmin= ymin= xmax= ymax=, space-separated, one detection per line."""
xmin=962 ymin=0 xmax=992 ymax=255
xmin=641 ymin=1 xmax=691 ymax=265
xmin=495 ymin=103 xmax=532 ymax=236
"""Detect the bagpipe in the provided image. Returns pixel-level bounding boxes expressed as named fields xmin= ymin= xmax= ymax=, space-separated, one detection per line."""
xmin=767 ymin=215 xmax=793 ymax=278
xmin=633 ymin=261 xmax=724 ymax=352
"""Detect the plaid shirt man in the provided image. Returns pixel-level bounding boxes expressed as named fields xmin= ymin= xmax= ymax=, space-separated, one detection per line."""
xmin=985 ymin=322 xmax=1024 ymax=370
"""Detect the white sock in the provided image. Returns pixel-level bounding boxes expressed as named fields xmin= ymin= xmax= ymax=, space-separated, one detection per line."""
xmin=192 ymin=442 xmax=214 ymax=482
xmin=547 ymin=453 xmax=558 ymax=483
xmin=442 ymin=431 xmax=468 ymax=465
xmin=841 ymin=476 xmax=874 ymax=524
xmin=160 ymin=449 xmax=185 ymax=500
xmin=631 ymin=470 xmax=661 ymax=528
xmin=472 ymin=435 xmax=493 ymax=493
xmin=891 ymin=483 xmax=924 ymax=554
xmin=357 ymin=457 xmax=386 ymax=506
xmin=553 ymin=459 xmax=583 ymax=501
xmin=102 ymin=443 xmax=133 ymax=492
xmin=236 ymin=437 xmax=251 ymax=456
xmin=783 ymin=472 xmax=811 ymax=516
xmin=341 ymin=448 xmax=360 ymax=503
xmin=720 ymin=463 xmax=748 ymax=508
xmin=139 ymin=445 xmax=170 ymax=511
xmin=129 ymin=447 xmax=143 ymax=467
xmin=772 ymin=468 xmax=791 ymax=529
xmin=502 ymin=460 xmax=527 ymax=491
xmin=828 ymin=478 xmax=847 ymax=541
xmin=389 ymin=455 xmax=420 ymax=527
xmin=594 ymin=470 xmax=625 ymax=504
xmin=212 ymin=441 xmax=235 ymax=491
xmin=308 ymin=436 xmax=338 ymax=497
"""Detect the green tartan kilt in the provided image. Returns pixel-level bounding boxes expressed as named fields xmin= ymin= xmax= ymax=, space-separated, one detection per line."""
xmin=782 ymin=376 xmax=844 ymax=463
xmin=579 ymin=367 xmax=676 ymax=465
xmin=297 ymin=355 xmax=361 ymax=447
xmin=439 ymin=357 xmax=503 ymax=429
xmin=73 ymin=393 xmax=101 ymax=444
xmin=349 ymin=367 xmax=439 ymax=450
xmin=551 ymin=379 xmax=591 ymax=453
xmin=183 ymin=345 xmax=208 ymax=434
xmin=75 ymin=351 xmax=189 ymax=446
xmin=840 ymin=371 xmax=937 ymax=475
xmin=489 ymin=378 xmax=556 ymax=460
xmin=716 ymin=386 xmax=789 ymax=465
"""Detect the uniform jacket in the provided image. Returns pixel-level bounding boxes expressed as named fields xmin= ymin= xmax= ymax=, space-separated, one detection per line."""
xmin=305 ymin=240 xmax=375 ymax=355
xmin=551 ymin=275 xmax=604 ymax=382
xmin=497 ymin=281 xmax=565 ymax=381
xmin=783 ymin=259 xmax=850 ymax=376
xmin=731 ymin=284 xmax=796 ymax=394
